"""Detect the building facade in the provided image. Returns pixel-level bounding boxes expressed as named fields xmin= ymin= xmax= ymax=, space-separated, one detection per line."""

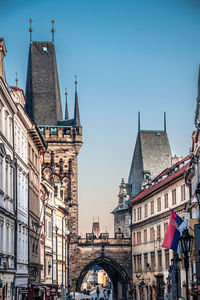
xmin=0 ymin=38 xmax=17 ymax=300
xmin=130 ymin=155 xmax=191 ymax=300
xmin=10 ymin=86 xmax=31 ymax=298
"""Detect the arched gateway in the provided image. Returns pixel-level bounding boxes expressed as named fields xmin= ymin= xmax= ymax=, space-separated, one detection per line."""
xmin=68 ymin=234 xmax=132 ymax=300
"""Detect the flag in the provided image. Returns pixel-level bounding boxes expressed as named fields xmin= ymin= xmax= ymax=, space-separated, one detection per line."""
xmin=162 ymin=209 xmax=187 ymax=253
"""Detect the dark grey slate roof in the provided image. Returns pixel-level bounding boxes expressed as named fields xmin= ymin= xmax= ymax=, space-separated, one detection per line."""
xmin=25 ymin=41 xmax=63 ymax=125
xmin=128 ymin=130 xmax=172 ymax=197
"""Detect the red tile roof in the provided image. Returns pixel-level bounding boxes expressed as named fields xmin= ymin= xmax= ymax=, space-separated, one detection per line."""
xmin=130 ymin=155 xmax=191 ymax=205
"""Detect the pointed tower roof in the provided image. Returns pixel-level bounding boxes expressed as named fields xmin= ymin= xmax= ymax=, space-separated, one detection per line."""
xmin=25 ymin=41 xmax=62 ymax=125
xmin=127 ymin=113 xmax=172 ymax=198
xmin=74 ymin=76 xmax=81 ymax=127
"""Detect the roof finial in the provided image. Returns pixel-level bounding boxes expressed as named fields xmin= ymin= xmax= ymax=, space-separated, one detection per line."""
xmin=51 ymin=20 xmax=55 ymax=44
xmin=164 ymin=112 xmax=166 ymax=132
xmin=65 ymin=87 xmax=69 ymax=120
xmin=138 ymin=111 xmax=140 ymax=132
xmin=29 ymin=19 xmax=32 ymax=44
xmin=15 ymin=72 xmax=18 ymax=87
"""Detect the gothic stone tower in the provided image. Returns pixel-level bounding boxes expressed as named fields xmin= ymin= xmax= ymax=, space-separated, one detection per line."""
xmin=25 ymin=39 xmax=82 ymax=288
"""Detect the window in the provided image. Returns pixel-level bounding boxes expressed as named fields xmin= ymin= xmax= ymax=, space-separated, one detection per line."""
xmin=172 ymin=189 xmax=176 ymax=205
xmin=50 ymin=128 xmax=57 ymax=135
xmin=137 ymin=232 xmax=141 ymax=245
xmin=158 ymin=251 xmax=162 ymax=270
xmin=137 ymin=207 xmax=142 ymax=220
xmin=144 ymin=229 xmax=147 ymax=243
xmin=157 ymin=225 xmax=161 ymax=240
xmin=181 ymin=184 xmax=186 ymax=201
xmin=134 ymin=256 xmax=137 ymax=272
xmin=144 ymin=253 xmax=148 ymax=271
xmin=164 ymin=222 xmax=168 ymax=235
xmin=151 ymin=201 xmax=154 ymax=214
xmin=137 ymin=255 xmax=142 ymax=272
xmin=151 ymin=252 xmax=155 ymax=270
xmin=6 ymin=163 xmax=8 ymax=195
xmin=157 ymin=197 xmax=161 ymax=212
xmin=164 ymin=193 xmax=168 ymax=208
xmin=48 ymin=221 xmax=52 ymax=238
xmin=134 ymin=209 xmax=136 ymax=222
xmin=165 ymin=250 xmax=169 ymax=269
xmin=150 ymin=228 xmax=154 ymax=242
xmin=132 ymin=232 xmax=135 ymax=246
xmin=144 ymin=204 xmax=148 ymax=217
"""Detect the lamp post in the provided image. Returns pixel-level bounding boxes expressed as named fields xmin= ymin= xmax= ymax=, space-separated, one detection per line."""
xmin=171 ymin=253 xmax=182 ymax=300
xmin=179 ymin=228 xmax=194 ymax=300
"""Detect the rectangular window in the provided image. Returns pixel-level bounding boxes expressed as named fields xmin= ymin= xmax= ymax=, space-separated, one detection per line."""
xmin=137 ymin=207 xmax=140 ymax=220
xmin=144 ymin=204 xmax=148 ymax=217
xmin=48 ymin=221 xmax=52 ymax=238
xmin=157 ymin=197 xmax=161 ymax=212
xmin=151 ymin=201 xmax=154 ymax=214
xmin=151 ymin=252 xmax=155 ymax=270
xmin=144 ymin=253 xmax=148 ymax=271
xmin=137 ymin=232 xmax=141 ymax=245
xmin=134 ymin=256 xmax=137 ymax=272
xmin=132 ymin=232 xmax=135 ymax=246
xmin=157 ymin=225 xmax=161 ymax=240
xmin=137 ymin=255 xmax=142 ymax=272
xmin=158 ymin=251 xmax=162 ymax=270
xmin=144 ymin=229 xmax=147 ymax=243
xmin=164 ymin=193 xmax=168 ymax=208
xmin=134 ymin=209 xmax=136 ymax=222
xmin=150 ymin=228 xmax=154 ymax=242
xmin=181 ymin=184 xmax=186 ymax=201
xmin=54 ymin=186 xmax=58 ymax=197
xmin=172 ymin=189 xmax=176 ymax=205
xmin=164 ymin=222 xmax=168 ymax=235
xmin=165 ymin=250 xmax=169 ymax=269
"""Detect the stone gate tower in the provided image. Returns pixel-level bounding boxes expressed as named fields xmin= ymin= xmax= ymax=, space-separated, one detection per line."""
xmin=25 ymin=38 xmax=82 ymax=289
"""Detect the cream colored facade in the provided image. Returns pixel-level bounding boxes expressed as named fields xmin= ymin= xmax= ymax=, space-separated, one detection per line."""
xmin=130 ymin=156 xmax=190 ymax=300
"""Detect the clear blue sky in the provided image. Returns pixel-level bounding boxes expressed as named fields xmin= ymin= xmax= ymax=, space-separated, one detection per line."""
xmin=1 ymin=0 xmax=200 ymax=235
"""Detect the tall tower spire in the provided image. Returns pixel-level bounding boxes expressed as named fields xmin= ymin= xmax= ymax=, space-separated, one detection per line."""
xmin=74 ymin=76 xmax=81 ymax=127
xmin=65 ymin=87 xmax=69 ymax=120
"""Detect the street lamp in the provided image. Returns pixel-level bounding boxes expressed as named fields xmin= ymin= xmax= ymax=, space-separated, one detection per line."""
xmin=179 ymin=228 xmax=194 ymax=300
xmin=171 ymin=253 xmax=182 ymax=300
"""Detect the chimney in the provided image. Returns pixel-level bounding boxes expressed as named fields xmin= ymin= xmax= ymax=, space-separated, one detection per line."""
xmin=0 ymin=38 xmax=7 ymax=83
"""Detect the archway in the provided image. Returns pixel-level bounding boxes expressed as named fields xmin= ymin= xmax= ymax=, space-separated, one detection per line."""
xmin=76 ymin=256 xmax=131 ymax=300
